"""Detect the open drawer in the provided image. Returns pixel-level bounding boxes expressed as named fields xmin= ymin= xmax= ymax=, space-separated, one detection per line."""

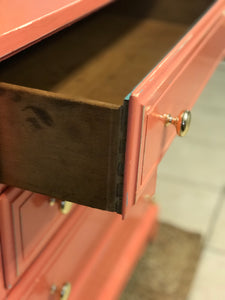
xmin=0 ymin=0 xmax=225 ymax=214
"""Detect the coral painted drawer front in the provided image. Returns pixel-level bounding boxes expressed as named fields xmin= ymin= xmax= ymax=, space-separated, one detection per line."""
xmin=0 ymin=188 xmax=74 ymax=288
xmin=123 ymin=0 xmax=225 ymax=211
xmin=0 ymin=248 xmax=6 ymax=299
xmin=7 ymin=201 xmax=157 ymax=300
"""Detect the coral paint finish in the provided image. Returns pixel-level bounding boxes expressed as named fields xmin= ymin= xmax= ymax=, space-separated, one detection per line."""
xmin=0 ymin=248 xmax=7 ymax=298
xmin=0 ymin=189 xmax=75 ymax=288
xmin=123 ymin=0 xmax=225 ymax=214
xmin=0 ymin=0 xmax=113 ymax=61
xmin=0 ymin=188 xmax=23 ymax=289
xmin=7 ymin=201 xmax=157 ymax=300
xmin=74 ymin=202 xmax=157 ymax=300
xmin=12 ymin=193 xmax=75 ymax=277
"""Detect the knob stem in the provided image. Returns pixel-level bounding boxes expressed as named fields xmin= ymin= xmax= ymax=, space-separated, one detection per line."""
xmin=164 ymin=110 xmax=191 ymax=137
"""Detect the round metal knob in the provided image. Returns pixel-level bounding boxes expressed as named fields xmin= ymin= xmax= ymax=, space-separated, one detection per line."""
xmin=164 ymin=110 xmax=191 ymax=137
xmin=60 ymin=282 xmax=72 ymax=300
xmin=49 ymin=198 xmax=73 ymax=214
xmin=60 ymin=201 xmax=73 ymax=214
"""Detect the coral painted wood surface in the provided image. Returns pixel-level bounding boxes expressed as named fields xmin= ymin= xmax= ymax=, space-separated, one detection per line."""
xmin=123 ymin=0 xmax=225 ymax=214
xmin=6 ymin=200 xmax=157 ymax=300
xmin=0 ymin=248 xmax=7 ymax=298
xmin=0 ymin=0 xmax=113 ymax=61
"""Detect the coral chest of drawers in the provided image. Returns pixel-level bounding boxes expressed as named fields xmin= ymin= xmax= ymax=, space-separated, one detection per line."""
xmin=0 ymin=0 xmax=225 ymax=299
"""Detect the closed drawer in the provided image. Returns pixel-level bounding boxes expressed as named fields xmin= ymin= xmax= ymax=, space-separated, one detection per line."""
xmin=7 ymin=200 xmax=157 ymax=300
xmin=0 ymin=188 xmax=74 ymax=288
xmin=0 ymin=0 xmax=225 ymax=214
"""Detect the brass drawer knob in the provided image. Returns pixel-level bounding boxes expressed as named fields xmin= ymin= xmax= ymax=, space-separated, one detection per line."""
xmin=60 ymin=201 xmax=73 ymax=215
xmin=164 ymin=110 xmax=191 ymax=137
xmin=49 ymin=198 xmax=73 ymax=215
xmin=60 ymin=282 xmax=72 ymax=300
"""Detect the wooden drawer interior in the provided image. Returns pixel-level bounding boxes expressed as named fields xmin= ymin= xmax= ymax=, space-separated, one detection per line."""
xmin=0 ymin=0 xmax=213 ymax=105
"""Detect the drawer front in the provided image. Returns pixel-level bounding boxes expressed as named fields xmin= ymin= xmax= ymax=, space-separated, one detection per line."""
xmin=7 ymin=201 xmax=157 ymax=300
xmin=8 ymin=207 xmax=116 ymax=300
xmin=123 ymin=0 xmax=225 ymax=213
xmin=12 ymin=192 xmax=75 ymax=275
xmin=0 ymin=0 xmax=113 ymax=61
xmin=0 ymin=247 xmax=7 ymax=300
xmin=0 ymin=188 xmax=74 ymax=287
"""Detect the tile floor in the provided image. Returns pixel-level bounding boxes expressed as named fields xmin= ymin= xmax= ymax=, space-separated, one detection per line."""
xmin=155 ymin=61 xmax=225 ymax=299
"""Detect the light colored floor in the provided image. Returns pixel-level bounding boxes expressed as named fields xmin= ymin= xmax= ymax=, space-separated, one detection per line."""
xmin=155 ymin=61 xmax=225 ymax=300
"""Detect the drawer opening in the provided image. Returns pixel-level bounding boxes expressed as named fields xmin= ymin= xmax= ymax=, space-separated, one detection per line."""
xmin=0 ymin=0 xmax=214 ymax=212
xmin=0 ymin=0 xmax=213 ymax=106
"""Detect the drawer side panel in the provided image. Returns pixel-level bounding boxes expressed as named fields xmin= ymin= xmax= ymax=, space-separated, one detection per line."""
xmin=0 ymin=83 xmax=126 ymax=212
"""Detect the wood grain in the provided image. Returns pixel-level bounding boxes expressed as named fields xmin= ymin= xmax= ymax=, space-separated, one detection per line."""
xmin=0 ymin=83 xmax=126 ymax=212
xmin=0 ymin=7 xmax=188 ymax=105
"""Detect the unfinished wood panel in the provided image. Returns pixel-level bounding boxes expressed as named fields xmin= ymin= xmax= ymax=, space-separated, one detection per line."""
xmin=108 ymin=0 xmax=214 ymax=24
xmin=0 ymin=83 xmax=127 ymax=212
xmin=53 ymin=18 xmax=188 ymax=104
xmin=0 ymin=13 xmax=187 ymax=105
